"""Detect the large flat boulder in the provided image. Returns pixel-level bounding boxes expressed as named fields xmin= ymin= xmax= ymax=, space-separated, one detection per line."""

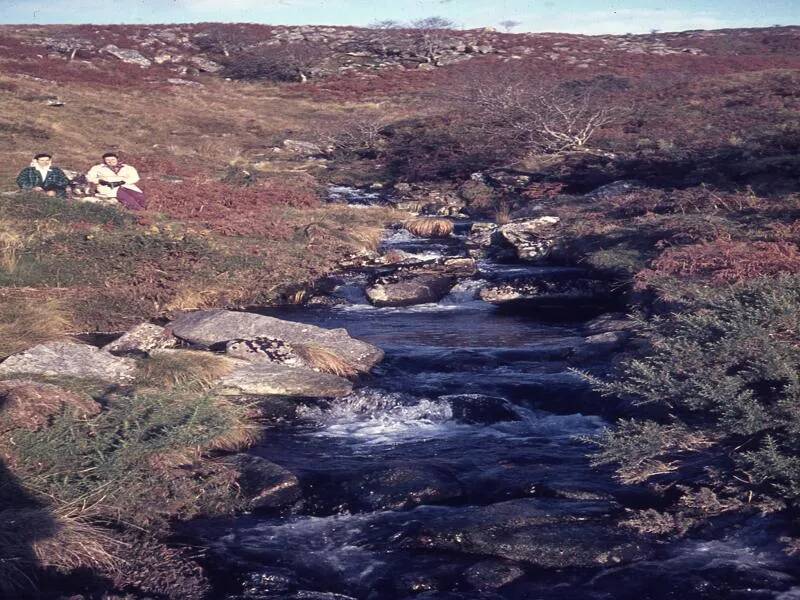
xmin=0 ymin=341 xmax=136 ymax=383
xmin=168 ymin=310 xmax=383 ymax=372
xmin=217 ymin=362 xmax=353 ymax=398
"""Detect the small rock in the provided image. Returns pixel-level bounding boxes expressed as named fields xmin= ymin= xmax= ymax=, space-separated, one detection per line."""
xmin=228 ymin=454 xmax=301 ymax=510
xmin=570 ymin=331 xmax=632 ymax=362
xmin=103 ymin=323 xmax=177 ymax=356
xmin=0 ymin=341 xmax=136 ymax=382
xmin=464 ymin=559 xmax=525 ymax=591
xmin=366 ymin=274 xmax=456 ymax=307
xmin=283 ymin=139 xmax=324 ymax=156
xmin=442 ymin=394 xmax=521 ymax=424
xmin=583 ymin=312 xmax=636 ymax=335
xmin=491 ymin=217 xmax=561 ymax=262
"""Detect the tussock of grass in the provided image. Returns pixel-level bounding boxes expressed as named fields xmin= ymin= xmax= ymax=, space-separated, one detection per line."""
xmin=404 ymin=217 xmax=454 ymax=238
xmin=347 ymin=226 xmax=384 ymax=252
xmin=0 ymin=508 xmax=120 ymax=597
xmin=0 ymin=222 xmax=25 ymax=274
xmin=135 ymin=350 xmax=240 ymax=391
xmin=295 ymin=344 xmax=359 ymax=378
xmin=0 ymin=298 xmax=71 ymax=359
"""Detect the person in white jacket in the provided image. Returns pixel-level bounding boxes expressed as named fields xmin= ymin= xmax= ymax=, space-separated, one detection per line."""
xmin=86 ymin=152 xmax=146 ymax=210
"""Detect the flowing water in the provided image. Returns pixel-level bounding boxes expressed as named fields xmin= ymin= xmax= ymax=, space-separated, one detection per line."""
xmin=188 ymin=191 xmax=800 ymax=600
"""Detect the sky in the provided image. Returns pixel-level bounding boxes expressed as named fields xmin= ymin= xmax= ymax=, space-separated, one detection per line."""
xmin=0 ymin=0 xmax=797 ymax=34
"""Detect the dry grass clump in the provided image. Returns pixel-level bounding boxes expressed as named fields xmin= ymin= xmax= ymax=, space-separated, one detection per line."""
xmin=0 ymin=224 xmax=25 ymax=274
xmin=135 ymin=350 xmax=240 ymax=391
xmin=404 ymin=217 xmax=454 ymax=238
xmin=347 ymin=226 xmax=384 ymax=253
xmin=295 ymin=344 xmax=359 ymax=378
xmin=205 ymin=396 xmax=261 ymax=452
xmin=0 ymin=508 xmax=120 ymax=597
xmin=0 ymin=298 xmax=71 ymax=359
xmin=0 ymin=380 xmax=101 ymax=433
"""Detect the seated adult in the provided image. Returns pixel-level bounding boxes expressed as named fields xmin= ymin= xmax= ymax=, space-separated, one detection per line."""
xmin=86 ymin=152 xmax=146 ymax=210
xmin=16 ymin=153 xmax=70 ymax=198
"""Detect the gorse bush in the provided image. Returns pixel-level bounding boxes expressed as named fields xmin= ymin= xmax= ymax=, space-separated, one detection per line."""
xmin=8 ymin=389 xmax=254 ymax=526
xmin=589 ymin=275 xmax=800 ymax=520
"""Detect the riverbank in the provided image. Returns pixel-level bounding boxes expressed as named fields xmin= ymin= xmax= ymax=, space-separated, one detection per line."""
xmin=4 ymin=183 xmax=800 ymax=598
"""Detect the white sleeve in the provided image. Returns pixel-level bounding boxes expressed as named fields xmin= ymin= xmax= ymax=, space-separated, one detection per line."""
xmin=122 ymin=166 xmax=140 ymax=185
xmin=86 ymin=165 xmax=101 ymax=183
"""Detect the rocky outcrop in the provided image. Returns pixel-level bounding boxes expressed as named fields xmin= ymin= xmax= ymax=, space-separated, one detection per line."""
xmin=490 ymin=216 xmax=561 ymax=262
xmin=0 ymin=380 xmax=101 ymax=432
xmin=168 ymin=310 xmax=383 ymax=373
xmin=101 ymin=44 xmax=152 ymax=67
xmin=188 ymin=56 xmax=222 ymax=72
xmin=227 ymin=454 xmax=301 ymax=510
xmin=103 ymin=323 xmax=177 ymax=356
xmin=0 ymin=341 xmax=137 ymax=382
xmin=217 ymin=362 xmax=353 ymax=397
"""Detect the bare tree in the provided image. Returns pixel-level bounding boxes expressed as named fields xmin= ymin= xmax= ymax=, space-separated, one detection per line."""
xmin=222 ymin=43 xmax=326 ymax=83
xmin=499 ymin=20 xmax=522 ymax=32
xmin=411 ymin=17 xmax=456 ymax=30
xmin=369 ymin=19 xmax=403 ymax=30
xmin=409 ymin=16 xmax=457 ymax=65
xmin=457 ymin=76 xmax=627 ymax=155
xmin=314 ymin=114 xmax=391 ymax=158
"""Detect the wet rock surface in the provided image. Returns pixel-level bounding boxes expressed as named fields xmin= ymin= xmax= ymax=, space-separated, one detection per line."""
xmin=366 ymin=273 xmax=457 ymax=307
xmin=228 ymin=454 xmax=301 ymax=510
xmin=403 ymin=498 xmax=651 ymax=569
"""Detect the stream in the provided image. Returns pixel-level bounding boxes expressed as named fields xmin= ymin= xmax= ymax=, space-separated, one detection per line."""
xmin=187 ymin=191 xmax=800 ymax=600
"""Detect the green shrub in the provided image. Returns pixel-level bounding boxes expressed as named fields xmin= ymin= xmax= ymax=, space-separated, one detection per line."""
xmin=589 ymin=275 xmax=800 ymax=520
xmin=8 ymin=390 xmax=252 ymax=526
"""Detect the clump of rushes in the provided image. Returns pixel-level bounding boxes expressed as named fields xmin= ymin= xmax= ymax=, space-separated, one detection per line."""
xmin=403 ymin=217 xmax=454 ymax=238
xmin=134 ymin=350 xmax=241 ymax=391
xmin=295 ymin=343 xmax=359 ymax=378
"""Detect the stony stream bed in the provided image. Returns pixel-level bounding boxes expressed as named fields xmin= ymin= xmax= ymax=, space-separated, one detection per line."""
xmin=184 ymin=192 xmax=800 ymax=600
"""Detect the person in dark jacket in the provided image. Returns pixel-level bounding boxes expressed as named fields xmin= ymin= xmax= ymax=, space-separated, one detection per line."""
xmin=16 ymin=153 xmax=71 ymax=198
